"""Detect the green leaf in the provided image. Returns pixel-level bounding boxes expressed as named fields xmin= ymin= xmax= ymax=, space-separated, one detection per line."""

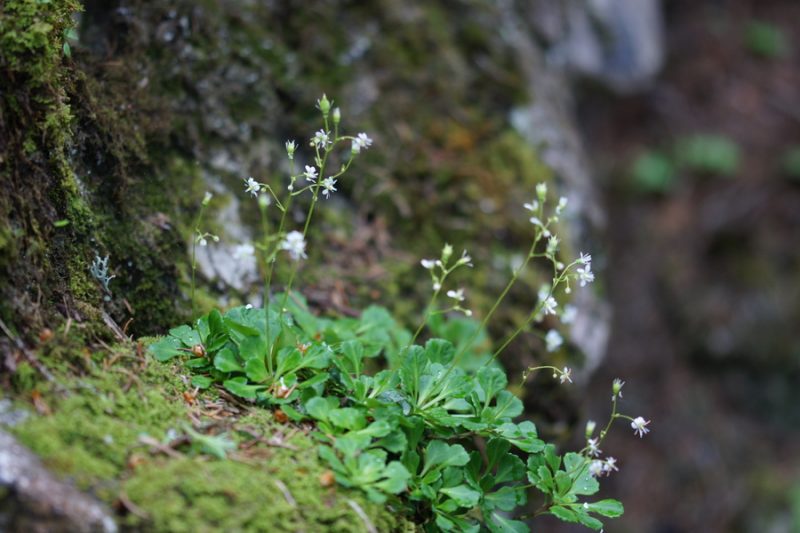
xmin=494 ymin=454 xmax=525 ymax=485
xmin=483 ymin=485 xmax=525 ymax=512
xmin=148 ymin=336 xmax=183 ymax=361
xmin=399 ymin=345 xmax=426 ymax=398
xmin=373 ymin=461 xmax=411 ymax=494
xmin=550 ymin=506 xmax=579 ymax=523
xmin=484 ymin=391 xmax=523 ymax=421
xmin=587 ymin=499 xmax=624 ymax=518
xmin=223 ymin=377 xmax=259 ymax=399
xmin=338 ymin=340 xmax=364 ymax=374
xmin=191 ymin=375 xmax=213 ymax=389
xmin=564 ymin=452 xmax=599 ymax=496
xmin=440 ymin=485 xmax=481 ymax=508
xmin=305 ymin=397 xmax=337 ymax=422
xmin=435 ymin=512 xmax=480 ymax=533
xmin=487 ymin=512 xmax=528 ymax=533
xmin=297 ymin=372 xmax=329 ymax=389
xmin=185 ymin=358 xmax=209 ymax=369
xmin=496 ymin=421 xmax=544 ymax=453
xmin=213 ymin=348 xmax=243 ymax=373
xmin=422 ymin=441 xmax=470 ymax=475
xmin=208 ymin=309 xmax=225 ymax=337
xmin=477 ymin=367 xmax=507 ymax=402
xmin=328 ymin=407 xmax=367 ymax=431
xmin=575 ymin=510 xmax=604 ymax=530
xmin=244 ymin=357 xmax=268 ymax=382
xmin=168 ymin=325 xmax=201 ymax=346
xmin=237 ymin=335 xmax=267 ymax=361
xmin=423 ymin=338 xmax=455 ymax=365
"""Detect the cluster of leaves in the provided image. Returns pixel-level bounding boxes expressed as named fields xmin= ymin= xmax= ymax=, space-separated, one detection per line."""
xmin=150 ymin=295 xmax=622 ymax=531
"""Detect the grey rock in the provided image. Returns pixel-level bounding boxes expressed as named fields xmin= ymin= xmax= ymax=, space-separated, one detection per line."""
xmin=0 ymin=430 xmax=117 ymax=533
xmin=531 ymin=0 xmax=665 ymax=92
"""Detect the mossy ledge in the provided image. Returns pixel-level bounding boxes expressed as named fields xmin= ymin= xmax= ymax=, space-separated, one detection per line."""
xmin=8 ymin=333 xmax=415 ymax=532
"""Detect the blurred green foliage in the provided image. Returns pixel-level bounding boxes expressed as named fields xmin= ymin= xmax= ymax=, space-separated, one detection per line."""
xmin=675 ymin=134 xmax=740 ymax=177
xmin=630 ymin=151 xmax=676 ymax=193
xmin=744 ymin=21 xmax=789 ymax=59
xmin=781 ymin=146 xmax=800 ymax=181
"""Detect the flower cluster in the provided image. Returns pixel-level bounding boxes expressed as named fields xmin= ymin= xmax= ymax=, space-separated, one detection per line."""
xmin=418 ymin=244 xmax=473 ymax=320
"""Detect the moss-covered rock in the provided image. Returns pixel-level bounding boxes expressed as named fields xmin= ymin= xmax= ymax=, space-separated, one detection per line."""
xmin=9 ymin=338 xmax=415 ymax=532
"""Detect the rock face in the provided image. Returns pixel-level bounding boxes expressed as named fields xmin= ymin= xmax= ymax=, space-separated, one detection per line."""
xmin=0 ymin=430 xmax=117 ymax=533
xmin=1 ymin=0 xmax=664 ymax=529
xmin=2 ymin=0 xmax=664 ymax=341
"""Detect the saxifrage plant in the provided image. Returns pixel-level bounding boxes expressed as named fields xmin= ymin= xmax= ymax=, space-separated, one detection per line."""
xmin=151 ymin=95 xmax=651 ymax=531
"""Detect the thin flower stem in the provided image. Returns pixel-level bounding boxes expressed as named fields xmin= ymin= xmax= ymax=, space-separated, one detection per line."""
xmin=518 ymin=365 xmax=563 ymax=387
xmin=410 ymin=288 xmax=442 ymax=346
xmin=190 ymin=204 xmax=207 ymax=321
xmin=448 ymin=234 xmax=542 ymax=363
xmin=488 ymin=258 xmax=580 ymax=364
xmin=259 ymin=201 xmax=274 ymax=376
xmin=280 ymin=142 xmax=354 ymax=313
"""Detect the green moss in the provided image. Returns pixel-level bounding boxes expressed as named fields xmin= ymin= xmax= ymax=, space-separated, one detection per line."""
xmin=11 ymin=340 xmax=415 ymax=531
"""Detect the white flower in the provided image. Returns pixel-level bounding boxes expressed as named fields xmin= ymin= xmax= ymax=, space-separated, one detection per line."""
xmin=446 ymin=288 xmax=465 ymax=302
xmin=604 ymin=457 xmax=619 ymax=473
xmin=456 ymin=250 xmax=472 ymax=267
xmin=578 ymin=252 xmax=592 ymax=265
xmin=321 ymin=176 xmax=337 ymax=198
xmin=556 ymin=196 xmax=568 ymax=214
xmin=244 ymin=177 xmax=261 ymax=197
xmin=433 ymin=282 xmax=442 ymax=291
xmin=541 ymin=296 xmax=558 ymax=315
xmin=561 ymin=304 xmax=577 ymax=324
xmin=631 ymin=416 xmax=651 ymax=438
xmin=352 ymin=132 xmax=373 ymax=154
xmin=559 ymin=367 xmax=572 ymax=384
xmin=589 ymin=460 xmax=605 ymax=477
xmin=303 ymin=165 xmax=318 ymax=183
xmin=233 ymin=243 xmax=255 ymax=260
xmin=545 ymin=330 xmax=563 ymax=352
xmin=420 ymin=259 xmax=436 ymax=269
xmin=280 ymin=230 xmax=307 ymax=261
xmin=202 ymin=191 xmax=213 ymax=205
xmin=587 ymin=438 xmax=602 ymax=457
xmin=311 ymin=129 xmax=330 ymax=148
xmin=523 ymin=200 xmax=539 ymax=212
xmin=576 ymin=264 xmax=595 ymax=287
xmin=245 ymin=304 xmax=253 ymax=309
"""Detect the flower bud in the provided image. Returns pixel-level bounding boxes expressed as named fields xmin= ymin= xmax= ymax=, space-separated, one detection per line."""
xmin=585 ymin=420 xmax=597 ymax=438
xmin=332 ymin=107 xmax=341 ymax=125
xmin=202 ymin=191 xmax=213 ymax=206
xmin=285 ymin=140 xmax=296 ymax=160
xmin=258 ymin=194 xmax=271 ymax=209
xmin=612 ymin=378 xmax=625 ymax=397
xmin=441 ymin=243 xmax=453 ymax=263
xmin=317 ymin=94 xmax=331 ymax=116
xmin=536 ymin=182 xmax=548 ymax=202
